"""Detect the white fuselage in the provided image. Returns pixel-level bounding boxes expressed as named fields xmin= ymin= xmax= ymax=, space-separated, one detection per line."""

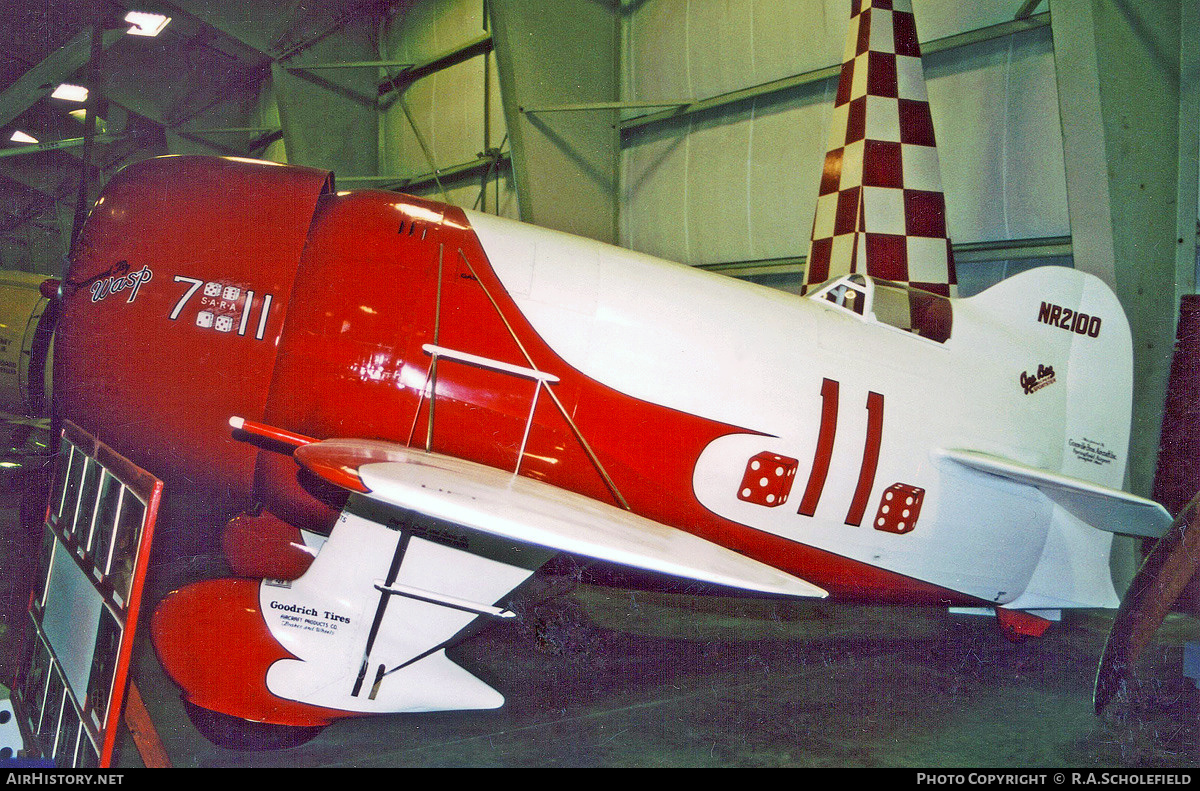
xmin=466 ymin=210 xmax=1132 ymax=610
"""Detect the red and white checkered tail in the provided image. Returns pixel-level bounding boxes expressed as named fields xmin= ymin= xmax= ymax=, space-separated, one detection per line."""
xmin=803 ymin=0 xmax=956 ymax=297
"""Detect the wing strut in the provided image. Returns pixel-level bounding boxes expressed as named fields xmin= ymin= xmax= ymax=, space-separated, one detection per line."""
xmin=374 ymin=580 xmax=517 ymax=619
xmin=455 ymin=246 xmax=631 ymax=510
xmin=351 ymin=528 xmax=411 ymax=698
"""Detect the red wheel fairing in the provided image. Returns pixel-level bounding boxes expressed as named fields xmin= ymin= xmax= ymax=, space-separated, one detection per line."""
xmin=151 ymin=578 xmax=355 ymax=727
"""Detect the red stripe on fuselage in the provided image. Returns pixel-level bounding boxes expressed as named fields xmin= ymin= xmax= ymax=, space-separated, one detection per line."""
xmin=846 ymin=391 xmax=884 ymax=526
xmin=799 ymin=378 xmax=839 ymax=517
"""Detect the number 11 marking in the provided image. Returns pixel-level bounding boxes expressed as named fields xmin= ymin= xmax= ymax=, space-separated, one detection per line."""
xmin=796 ymin=378 xmax=884 ymax=525
xmin=846 ymin=391 xmax=884 ymax=526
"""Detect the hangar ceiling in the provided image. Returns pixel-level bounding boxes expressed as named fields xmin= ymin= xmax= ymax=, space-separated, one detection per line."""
xmin=0 ymin=0 xmax=619 ymax=277
xmin=0 ymin=0 xmax=394 ymax=273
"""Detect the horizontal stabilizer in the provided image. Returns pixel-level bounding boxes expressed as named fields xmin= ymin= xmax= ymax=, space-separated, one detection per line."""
xmin=935 ymin=448 xmax=1171 ymax=539
xmin=295 ymin=439 xmax=827 ymax=599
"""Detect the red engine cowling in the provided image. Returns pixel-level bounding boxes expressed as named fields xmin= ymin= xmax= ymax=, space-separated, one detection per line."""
xmin=56 ymin=156 xmax=334 ymax=515
xmin=59 ymin=155 xmax=627 ymax=731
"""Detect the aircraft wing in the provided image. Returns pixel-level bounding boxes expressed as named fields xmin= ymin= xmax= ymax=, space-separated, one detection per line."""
xmin=294 ymin=438 xmax=827 ymax=599
xmin=935 ymin=448 xmax=1172 ymax=539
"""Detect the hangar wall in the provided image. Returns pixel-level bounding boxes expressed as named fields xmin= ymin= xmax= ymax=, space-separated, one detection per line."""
xmin=0 ymin=0 xmax=1195 ymax=506
xmin=354 ymin=0 xmax=1104 ymax=299
xmin=377 ymin=0 xmax=515 ymax=217
xmin=268 ymin=16 xmax=379 ymax=178
xmin=620 ymin=0 xmax=1071 ymax=296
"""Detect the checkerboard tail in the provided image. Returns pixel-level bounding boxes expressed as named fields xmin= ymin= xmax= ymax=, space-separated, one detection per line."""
xmin=803 ymin=0 xmax=956 ymax=297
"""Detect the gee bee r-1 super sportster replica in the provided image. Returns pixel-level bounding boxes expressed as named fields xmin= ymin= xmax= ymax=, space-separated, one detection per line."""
xmin=48 ymin=0 xmax=1170 ymax=744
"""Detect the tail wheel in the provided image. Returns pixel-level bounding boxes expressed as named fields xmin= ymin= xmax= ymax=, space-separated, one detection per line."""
xmin=183 ymin=700 xmax=325 ymax=751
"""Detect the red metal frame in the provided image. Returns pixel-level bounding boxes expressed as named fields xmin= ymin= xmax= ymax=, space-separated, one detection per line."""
xmin=13 ymin=420 xmax=163 ymax=767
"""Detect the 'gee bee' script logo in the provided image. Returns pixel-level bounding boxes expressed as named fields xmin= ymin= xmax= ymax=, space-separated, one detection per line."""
xmin=1019 ymin=364 xmax=1056 ymax=395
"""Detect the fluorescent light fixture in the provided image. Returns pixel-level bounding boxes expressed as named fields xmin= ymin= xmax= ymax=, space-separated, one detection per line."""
xmin=10 ymin=131 xmax=38 ymax=144
xmin=124 ymin=11 xmax=171 ymax=36
xmin=68 ymin=110 xmax=107 ymax=133
xmin=51 ymin=83 xmax=88 ymax=102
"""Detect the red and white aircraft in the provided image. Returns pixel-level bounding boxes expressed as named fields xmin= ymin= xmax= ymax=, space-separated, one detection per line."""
xmin=50 ymin=0 xmax=1169 ymax=741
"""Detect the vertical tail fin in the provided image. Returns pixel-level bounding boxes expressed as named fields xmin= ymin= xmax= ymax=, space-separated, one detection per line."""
xmin=803 ymin=0 xmax=956 ymax=296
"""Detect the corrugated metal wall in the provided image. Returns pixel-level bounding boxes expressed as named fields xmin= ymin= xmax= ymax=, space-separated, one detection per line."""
xmin=242 ymin=0 xmax=1192 ymax=296
xmin=620 ymin=0 xmax=1070 ymax=294
xmin=379 ymin=0 xmax=517 ymax=216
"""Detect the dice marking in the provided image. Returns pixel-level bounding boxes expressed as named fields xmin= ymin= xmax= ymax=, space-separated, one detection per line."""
xmin=738 ymin=452 xmax=799 ymax=507
xmin=874 ymin=483 xmax=925 ymax=534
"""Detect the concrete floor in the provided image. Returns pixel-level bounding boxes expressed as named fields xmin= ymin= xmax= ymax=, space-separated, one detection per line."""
xmin=119 ymin=589 xmax=1200 ymax=768
xmin=2 ymin=422 xmax=1200 ymax=768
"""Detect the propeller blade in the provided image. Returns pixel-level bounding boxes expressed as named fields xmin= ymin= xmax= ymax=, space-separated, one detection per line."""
xmin=1094 ymin=491 xmax=1200 ymax=713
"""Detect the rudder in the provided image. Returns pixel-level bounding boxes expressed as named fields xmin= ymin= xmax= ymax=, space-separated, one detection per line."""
xmin=963 ymin=266 xmax=1134 ymax=491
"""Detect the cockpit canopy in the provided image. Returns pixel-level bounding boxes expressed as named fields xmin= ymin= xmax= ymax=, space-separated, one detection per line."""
xmin=808 ymin=274 xmax=953 ymax=343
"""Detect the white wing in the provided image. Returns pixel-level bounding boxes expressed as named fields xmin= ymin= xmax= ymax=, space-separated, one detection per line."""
xmin=295 ymin=438 xmax=826 ymax=599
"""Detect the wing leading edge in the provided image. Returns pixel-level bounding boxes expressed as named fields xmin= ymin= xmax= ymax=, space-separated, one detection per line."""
xmin=293 ymin=438 xmax=827 ymax=599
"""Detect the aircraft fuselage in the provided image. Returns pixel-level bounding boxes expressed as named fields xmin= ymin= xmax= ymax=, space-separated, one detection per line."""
xmin=55 ymin=156 xmax=1131 ymax=615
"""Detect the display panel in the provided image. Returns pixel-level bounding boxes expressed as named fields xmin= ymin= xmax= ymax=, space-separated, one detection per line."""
xmin=11 ymin=421 xmax=162 ymax=767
